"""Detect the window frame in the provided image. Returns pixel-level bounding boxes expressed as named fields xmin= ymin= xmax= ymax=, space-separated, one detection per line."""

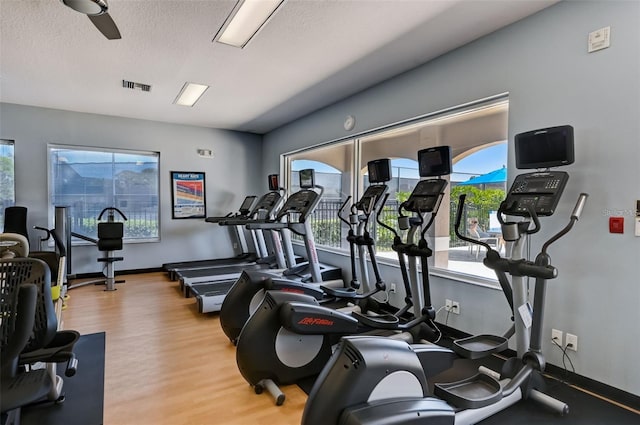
xmin=281 ymin=93 xmax=509 ymax=286
xmin=0 ymin=139 xmax=16 ymax=229
xmin=47 ymin=144 xmax=161 ymax=244
xmin=284 ymin=140 xmax=355 ymax=250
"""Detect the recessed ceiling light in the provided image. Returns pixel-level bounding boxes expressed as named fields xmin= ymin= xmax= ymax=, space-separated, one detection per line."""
xmin=173 ymin=82 xmax=209 ymax=107
xmin=214 ymin=0 xmax=285 ymax=48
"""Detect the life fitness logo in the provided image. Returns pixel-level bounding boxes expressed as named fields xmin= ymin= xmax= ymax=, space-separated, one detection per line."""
xmin=298 ymin=317 xmax=334 ymax=326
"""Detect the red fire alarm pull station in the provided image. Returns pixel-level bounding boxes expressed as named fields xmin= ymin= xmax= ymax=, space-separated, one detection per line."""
xmin=609 ymin=217 xmax=624 ymax=234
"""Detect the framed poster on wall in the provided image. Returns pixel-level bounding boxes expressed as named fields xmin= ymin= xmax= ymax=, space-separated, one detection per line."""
xmin=171 ymin=171 xmax=206 ymax=219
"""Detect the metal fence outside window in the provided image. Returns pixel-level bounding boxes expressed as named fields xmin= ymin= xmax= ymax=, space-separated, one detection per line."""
xmin=307 ymin=199 xmax=495 ymax=251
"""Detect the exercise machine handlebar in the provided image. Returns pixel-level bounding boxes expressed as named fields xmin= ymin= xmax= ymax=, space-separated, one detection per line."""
xmin=542 ymin=193 xmax=588 ymax=255
xmin=454 ymin=194 xmax=495 ymax=252
xmin=97 ymin=207 xmax=128 ymax=221
xmin=33 ymin=226 xmax=66 ymax=257
xmin=375 ymin=193 xmax=396 ymax=237
xmin=337 ymin=196 xmax=353 ymax=227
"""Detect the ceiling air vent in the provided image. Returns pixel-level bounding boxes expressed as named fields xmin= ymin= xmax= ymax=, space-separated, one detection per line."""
xmin=122 ymin=80 xmax=151 ymax=92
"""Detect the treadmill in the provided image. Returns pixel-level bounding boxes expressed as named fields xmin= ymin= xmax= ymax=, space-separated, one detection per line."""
xmin=176 ymin=183 xmax=287 ymax=297
xmin=163 ymin=195 xmax=259 ymax=281
xmin=196 ymin=169 xmax=344 ymax=313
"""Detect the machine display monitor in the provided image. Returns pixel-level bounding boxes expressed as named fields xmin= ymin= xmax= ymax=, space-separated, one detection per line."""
xmin=268 ymin=174 xmax=279 ymax=191
xmin=515 ymin=125 xmax=574 ymax=169
xmin=356 ymin=185 xmax=387 ymax=212
xmin=418 ymin=146 xmax=452 ymax=177
xmin=239 ymin=196 xmax=256 ymax=212
xmin=299 ymin=169 xmax=315 ymax=189
xmin=367 ymin=158 xmax=391 ymax=183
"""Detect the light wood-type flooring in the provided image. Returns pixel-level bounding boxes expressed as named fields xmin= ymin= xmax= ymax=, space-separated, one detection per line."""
xmin=62 ymin=272 xmax=306 ymax=425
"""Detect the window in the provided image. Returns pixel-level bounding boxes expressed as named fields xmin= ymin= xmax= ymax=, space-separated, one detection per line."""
xmin=0 ymin=139 xmax=16 ymax=228
xmin=363 ymin=158 xmax=419 ymax=254
xmin=48 ymin=145 xmax=160 ymax=242
xmin=285 ymin=141 xmax=353 ymax=249
xmin=449 ymin=144 xmax=507 ymax=279
xmin=282 ymin=95 xmax=508 ymax=283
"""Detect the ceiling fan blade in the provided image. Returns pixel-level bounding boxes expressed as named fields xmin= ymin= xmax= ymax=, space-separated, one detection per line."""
xmin=88 ymin=13 xmax=121 ymax=40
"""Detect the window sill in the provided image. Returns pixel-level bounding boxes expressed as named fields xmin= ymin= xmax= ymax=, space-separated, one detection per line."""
xmin=68 ymin=237 xmax=159 ymax=247
xmin=308 ymin=243 xmax=502 ymax=291
xmin=430 ymin=267 xmax=501 ymax=290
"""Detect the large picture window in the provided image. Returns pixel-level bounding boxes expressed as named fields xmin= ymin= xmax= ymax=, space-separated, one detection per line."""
xmin=282 ymin=96 xmax=508 ymax=284
xmin=0 ymin=139 xmax=15 ymax=228
xmin=48 ymin=145 xmax=160 ymax=242
xmin=285 ymin=141 xmax=353 ymax=249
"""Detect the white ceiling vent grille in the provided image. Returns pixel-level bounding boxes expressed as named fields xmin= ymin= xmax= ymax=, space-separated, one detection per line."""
xmin=122 ymin=80 xmax=151 ymax=92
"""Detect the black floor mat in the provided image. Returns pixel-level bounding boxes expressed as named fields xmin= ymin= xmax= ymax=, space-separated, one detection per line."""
xmin=21 ymin=332 xmax=105 ymax=425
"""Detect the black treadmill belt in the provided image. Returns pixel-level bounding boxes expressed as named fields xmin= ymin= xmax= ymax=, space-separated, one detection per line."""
xmin=190 ymin=280 xmax=236 ymax=297
xmin=177 ymin=263 xmax=269 ymax=279
xmin=163 ymin=254 xmax=257 ymax=272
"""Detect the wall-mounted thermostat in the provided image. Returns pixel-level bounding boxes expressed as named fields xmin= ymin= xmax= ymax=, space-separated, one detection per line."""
xmin=588 ymin=26 xmax=610 ymax=53
xmin=197 ymin=148 xmax=214 ymax=158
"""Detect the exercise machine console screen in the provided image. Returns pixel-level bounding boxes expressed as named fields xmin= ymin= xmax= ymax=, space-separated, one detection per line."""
xmin=238 ymin=196 xmax=257 ymax=215
xmin=357 ymin=159 xmax=391 ymax=211
xmin=404 ymin=146 xmax=451 ymax=213
xmin=515 ymin=125 xmax=574 ymax=169
xmin=268 ymin=174 xmax=280 ymax=191
xmin=504 ymin=125 xmax=574 ymax=217
xmin=299 ymin=169 xmax=315 ymax=189
xmin=367 ymin=158 xmax=391 ymax=183
xmin=502 ymin=171 xmax=569 ymax=217
xmin=418 ymin=146 xmax=451 ymax=177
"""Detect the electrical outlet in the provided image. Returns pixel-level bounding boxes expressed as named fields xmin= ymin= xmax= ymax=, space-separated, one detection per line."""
xmin=451 ymin=301 xmax=460 ymax=315
xmin=445 ymin=299 xmax=453 ymax=311
xmin=566 ymin=333 xmax=578 ymax=351
xmin=552 ymin=329 xmax=563 ymax=344
xmin=390 ymin=283 xmax=397 ymax=293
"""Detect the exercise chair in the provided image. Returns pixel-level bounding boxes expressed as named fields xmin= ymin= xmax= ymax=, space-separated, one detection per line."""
xmin=0 ymin=257 xmax=81 ymax=424
xmin=14 ymin=257 xmax=80 ymax=403
xmin=0 ymin=277 xmax=49 ymax=425
xmin=70 ymin=207 xmax=127 ymax=291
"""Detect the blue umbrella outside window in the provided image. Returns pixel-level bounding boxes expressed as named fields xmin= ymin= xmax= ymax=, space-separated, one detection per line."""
xmin=457 ymin=166 xmax=507 ymax=187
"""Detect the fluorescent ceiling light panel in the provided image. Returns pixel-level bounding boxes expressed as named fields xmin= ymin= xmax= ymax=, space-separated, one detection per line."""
xmin=174 ymin=82 xmax=209 ymax=107
xmin=215 ymin=0 xmax=285 ymax=48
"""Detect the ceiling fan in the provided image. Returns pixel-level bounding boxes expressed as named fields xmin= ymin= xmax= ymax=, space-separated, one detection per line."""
xmin=60 ymin=0 xmax=121 ymax=40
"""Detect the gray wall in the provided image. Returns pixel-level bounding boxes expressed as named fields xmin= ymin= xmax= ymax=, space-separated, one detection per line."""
xmin=263 ymin=1 xmax=640 ymax=395
xmin=0 ymin=103 xmax=263 ymax=274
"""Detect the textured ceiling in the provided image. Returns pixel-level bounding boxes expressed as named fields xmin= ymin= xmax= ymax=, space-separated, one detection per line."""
xmin=0 ymin=0 xmax=557 ymax=134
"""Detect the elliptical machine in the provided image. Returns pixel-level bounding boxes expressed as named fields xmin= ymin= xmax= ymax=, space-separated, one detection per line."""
xmin=301 ymin=125 xmax=587 ymax=425
xmin=233 ymin=149 xmax=457 ymax=406
xmin=352 ymin=146 xmax=454 ymax=342
xmin=321 ymin=158 xmax=392 ymax=310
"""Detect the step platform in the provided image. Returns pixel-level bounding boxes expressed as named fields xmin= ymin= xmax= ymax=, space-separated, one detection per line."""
xmin=434 ymin=372 xmax=502 ymax=409
xmin=452 ymin=334 xmax=508 ymax=360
